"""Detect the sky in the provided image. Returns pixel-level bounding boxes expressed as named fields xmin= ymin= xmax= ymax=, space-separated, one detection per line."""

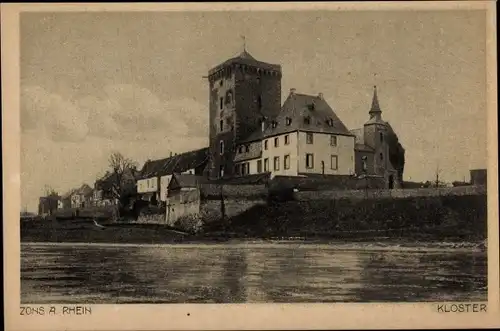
xmin=20 ymin=10 xmax=488 ymax=212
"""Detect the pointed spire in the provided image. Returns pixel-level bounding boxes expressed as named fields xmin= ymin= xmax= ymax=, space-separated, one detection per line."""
xmin=369 ymin=85 xmax=382 ymax=116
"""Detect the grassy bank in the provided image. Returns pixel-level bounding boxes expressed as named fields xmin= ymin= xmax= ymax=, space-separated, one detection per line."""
xmin=21 ymin=194 xmax=487 ymax=244
xmin=21 ymin=218 xmax=192 ymax=244
xmin=205 ymin=194 xmax=487 ymax=242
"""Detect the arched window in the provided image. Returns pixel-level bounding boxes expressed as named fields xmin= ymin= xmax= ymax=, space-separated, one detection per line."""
xmin=226 ymin=90 xmax=233 ymax=105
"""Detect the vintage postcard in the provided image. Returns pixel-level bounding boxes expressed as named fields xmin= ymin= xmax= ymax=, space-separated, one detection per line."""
xmin=3 ymin=1 xmax=499 ymax=330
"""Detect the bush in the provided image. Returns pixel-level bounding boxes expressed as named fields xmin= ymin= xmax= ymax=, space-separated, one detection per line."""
xmin=174 ymin=215 xmax=203 ymax=234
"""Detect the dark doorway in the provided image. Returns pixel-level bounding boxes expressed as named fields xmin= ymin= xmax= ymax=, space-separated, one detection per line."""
xmin=388 ymin=175 xmax=394 ymax=189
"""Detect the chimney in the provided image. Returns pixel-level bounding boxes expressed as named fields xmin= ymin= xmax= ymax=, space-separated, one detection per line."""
xmin=289 ymin=88 xmax=296 ymax=95
xmin=318 ymin=92 xmax=324 ymax=100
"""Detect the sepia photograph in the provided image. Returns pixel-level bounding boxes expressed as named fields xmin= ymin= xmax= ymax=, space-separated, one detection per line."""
xmin=3 ymin=1 xmax=498 ymax=330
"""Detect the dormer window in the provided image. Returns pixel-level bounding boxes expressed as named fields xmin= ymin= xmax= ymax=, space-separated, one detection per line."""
xmin=272 ymin=121 xmax=278 ymax=129
xmin=238 ymin=146 xmax=243 ymax=154
xmin=327 ymin=118 xmax=334 ymax=127
xmin=286 ymin=117 xmax=292 ymax=126
xmin=308 ymin=102 xmax=316 ymax=111
xmin=245 ymin=145 xmax=250 ymax=152
xmin=304 ymin=116 xmax=311 ymax=125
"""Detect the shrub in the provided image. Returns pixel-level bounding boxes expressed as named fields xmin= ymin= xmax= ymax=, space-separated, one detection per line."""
xmin=174 ymin=215 xmax=203 ymax=234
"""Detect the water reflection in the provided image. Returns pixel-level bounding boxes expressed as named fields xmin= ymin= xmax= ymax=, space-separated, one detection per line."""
xmin=21 ymin=243 xmax=487 ymax=304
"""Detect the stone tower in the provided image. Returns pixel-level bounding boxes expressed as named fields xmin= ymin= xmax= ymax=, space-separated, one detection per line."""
xmin=206 ymin=50 xmax=282 ymax=178
xmin=363 ymin=86 xmax=390 ymax=177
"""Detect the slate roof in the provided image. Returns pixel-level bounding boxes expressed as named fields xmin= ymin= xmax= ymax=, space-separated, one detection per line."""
xmin=209 ymin=50 xmax=281 ymax=76
xmin=77 ymin=184 xmax=93 ymax=197
xmin=168 ymin=173 xmax=208 ymax=190
xmin=241 ymin=92 xmax=353 ymax=143
xmin=139 ymin=147 xmax=209 ymax=180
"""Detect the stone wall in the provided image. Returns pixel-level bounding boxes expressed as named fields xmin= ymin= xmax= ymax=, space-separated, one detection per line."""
xmin=269 ymin=174 xmax=385 ymax=192
xmin=294 ymin=185 xmax=486 ymax=201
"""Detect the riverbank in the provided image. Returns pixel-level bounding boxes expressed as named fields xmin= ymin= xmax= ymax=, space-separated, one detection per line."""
xmin=22 ymin=193 xmax=487 ymax=244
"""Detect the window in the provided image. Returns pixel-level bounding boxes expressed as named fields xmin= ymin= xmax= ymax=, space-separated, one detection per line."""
xmin=286 ymin=117 xmax=292 ymax=126
xmin=245 ymin=145 xmax=250 ymax=153
xmin=264 ymin=158 xmax=269 ymax=172
xmin=234 ymin=164 xmax=241 ymax=175
xmin=274 ymin=137 xmax=279 ymax=147
xmin=327 ymin=118 xmax=334 ymax=127
xmin=285 ymin=134 xmax=290 ymax=145
xmin=219 ymin=165 xmax=225 ymax=178
xmin=304 ymin=116 xmax=311 ymax=125
xmin=272 ymin=121 xmax=277 ymax=129
xmin=306 ymin=132 xmax=314 ymax=144
xmin=238 ymin=146 xmax=243 ymax=154
xmin=274 ymin=156 xmax=280 ymax=171
xmin=264 ymin=140 xmax=268 ymax=150
xmin=220 ymin=120 xmax=224 ymax=132
xmin=219 ymin=140 xmax=224 ymax=155
xmin=257 ymin=96 xmax=262 ymax=110
xmin=241 ymin=163 xmax=247 ymax=175
xmin=380 ymin=153 xmax=384 ymax=161
xmin=220 ymin=97 xmax=223 ymax=110
xmin=306 ymin=153 xmax=314 ymax=169
xmin=331 ymin=155 xmax=338 ymax=170
xmin=330 ymin=135 xmax=337 ymax=147
xmin=380 ymin=132 xmax=384 ymax=143
xmin=284 ymin=154 xmax=290 ymax=170
xmin=226 ymin=91 xmax=233 ymax=105
xmin=257 ymin=160 xmax=262 ymax=173
xmin=219 ymin=80 xmax=223 ymax=87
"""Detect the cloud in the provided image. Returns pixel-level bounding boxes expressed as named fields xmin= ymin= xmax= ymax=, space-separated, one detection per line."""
xmin=21 ymin=83 xmax=209 ymax=142
xmin=21 ymin=85 xmax=89 ymax=142
xmin=21 ymin=83 xmax=210 ymax=212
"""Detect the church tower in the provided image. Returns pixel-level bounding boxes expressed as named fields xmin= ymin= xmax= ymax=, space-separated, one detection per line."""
xmin=206 ymin=49 xmax=282 ymax=178
xmin=363 ymin=86 xmax=390 ymax=177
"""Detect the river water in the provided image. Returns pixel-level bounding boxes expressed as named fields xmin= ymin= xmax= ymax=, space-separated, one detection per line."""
xmin=21 ymin=242 xmax=487 ymax=303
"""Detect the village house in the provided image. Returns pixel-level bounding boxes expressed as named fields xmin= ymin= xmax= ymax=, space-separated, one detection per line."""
xmin=60 ymin=189 xmax=74 ymax=209
xmin=38 ymin=194 xmax=60 ymax=216
xmin=205 ymin=49 xmax=405 ymax=189
xmin=70 ymin=184 xmax=94 ymax=209
xmin=93 ymin=168 xmax=138 ymax=207
xmin=136 ymin=148 xmax=209 ymax=206
xmin=165 ymin=173 xmax=268 ymax=227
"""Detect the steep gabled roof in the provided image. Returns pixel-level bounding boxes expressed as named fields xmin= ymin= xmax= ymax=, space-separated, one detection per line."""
xmin=140 ymin=147 xmax=209 ymax=179
xmin=168 ymin=173 xmax=208 ymax=190
xmin=241 ymin=92 xmax=353 ymax=143
xmin=77 ymin=184 xmax=93 ymax=197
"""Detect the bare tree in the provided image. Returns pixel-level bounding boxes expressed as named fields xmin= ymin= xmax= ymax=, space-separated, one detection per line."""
xmin=108 ymin=152 xmax=138 ymax=217
xmin=44 ymin=185 xmax=58 ymax=197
